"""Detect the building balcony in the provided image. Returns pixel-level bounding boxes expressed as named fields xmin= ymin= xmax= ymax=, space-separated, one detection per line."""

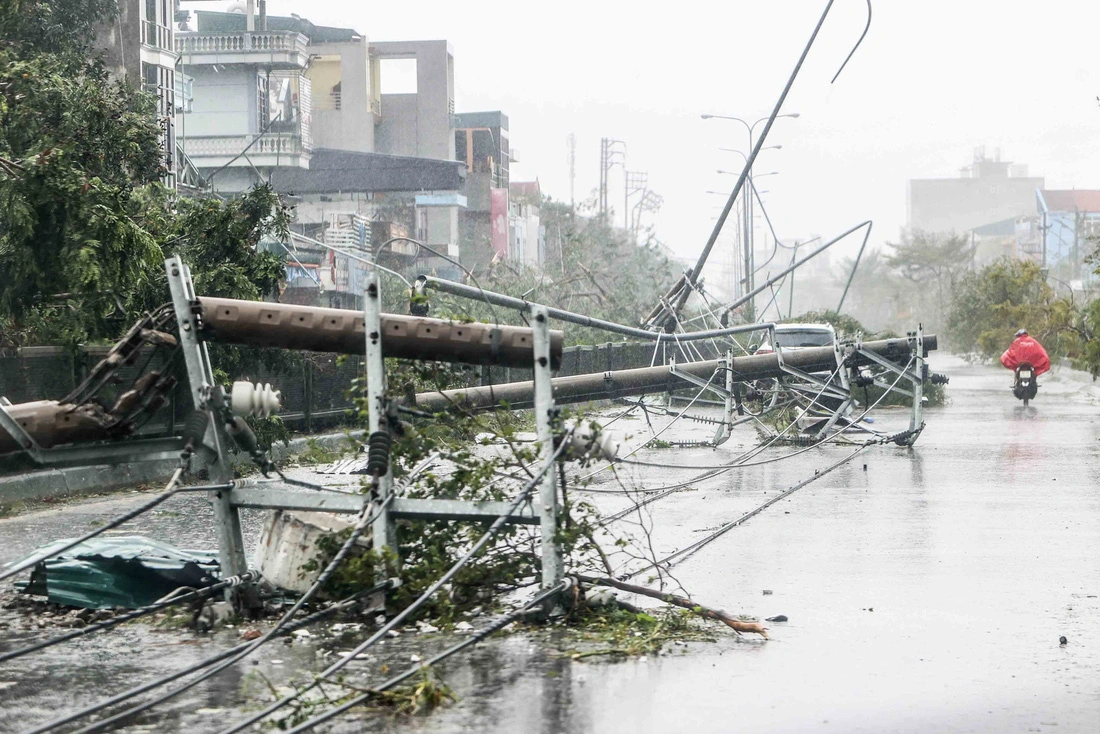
xmin=175 ymin=31 xmax=310 ymax=69
xmin=184 ymin=133 xmax=311 ymax=170
xmin=141 ymin=21 xmax=173 ymax=52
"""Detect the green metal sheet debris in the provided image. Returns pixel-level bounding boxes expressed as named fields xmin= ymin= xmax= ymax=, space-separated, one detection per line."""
xmin=11 ymin=536 xmax=219 ymax=609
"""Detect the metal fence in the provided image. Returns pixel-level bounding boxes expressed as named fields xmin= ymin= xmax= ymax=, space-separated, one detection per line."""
xmin=0 ymin=342 xmax=665 ymax=435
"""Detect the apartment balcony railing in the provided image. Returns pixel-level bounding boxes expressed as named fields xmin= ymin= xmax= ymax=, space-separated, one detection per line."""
xmin=175 ymin=31 xmax=310 ymax=68
xmin=141 ymin=21 xmax=173 ymax=52
xmin=185 ymin=133 xmax=311 ymax=163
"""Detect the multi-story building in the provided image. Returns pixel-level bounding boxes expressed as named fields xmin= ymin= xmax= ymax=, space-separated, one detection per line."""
xmin=96 ymin=0 xmax=179 ymax=187
xmin=907 ymin=148 xmax=1044 ymax=265
xmin=455 ymin=111 xmax=511 ymax=270
xmin=176 ymin=9 xmax=469 ymax=290
xmin=176 ymin=10 xmax=318 ymax=190
xmin=509 ymin=181 xmax=543 ymax=267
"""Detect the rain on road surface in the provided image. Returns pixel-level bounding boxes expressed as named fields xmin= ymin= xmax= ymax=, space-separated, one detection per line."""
xmin=1 ymin=355 xmax=1098 ymax=733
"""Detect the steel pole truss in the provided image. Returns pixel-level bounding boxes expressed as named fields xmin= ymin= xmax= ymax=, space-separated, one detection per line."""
xmin=166 ymin=256 xmax=255 ymax=606
xmin=361 ymin=277 xmax=564 ymax=590
xmin=158 ymin=260 xmax=568 ymax=604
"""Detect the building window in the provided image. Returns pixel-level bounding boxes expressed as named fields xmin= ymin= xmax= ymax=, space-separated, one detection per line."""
xmin=257 ymin=74 xmax=269 ymax=131
xmin=416 ymin=209 xmax=428 ymax=241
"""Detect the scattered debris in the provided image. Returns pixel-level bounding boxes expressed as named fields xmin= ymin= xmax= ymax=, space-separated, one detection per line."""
xmin=195 ymin=601 xmax=235 ymax=632
xmin=766 ymin=615 xmax=788 ymax=623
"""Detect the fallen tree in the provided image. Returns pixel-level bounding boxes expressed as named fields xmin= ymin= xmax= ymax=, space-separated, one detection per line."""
xmin=578 ymin=574 xmax=770 ymax=639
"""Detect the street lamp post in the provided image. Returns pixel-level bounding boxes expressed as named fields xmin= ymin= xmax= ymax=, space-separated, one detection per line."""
xmin=703 ymin=112 xmax=798 ymax=315
xmin=717 ymin=166 xmax=779 ymax=303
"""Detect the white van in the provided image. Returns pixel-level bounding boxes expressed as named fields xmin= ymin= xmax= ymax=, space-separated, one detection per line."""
xmin=755 ymin=323 xmax=836 ymax=355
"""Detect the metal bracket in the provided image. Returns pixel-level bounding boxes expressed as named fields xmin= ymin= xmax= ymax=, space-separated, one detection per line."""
xmin=853 ymin=326 xmax=926 ymax=446
xmin=667 ymin=357 xmax=727 ymax=401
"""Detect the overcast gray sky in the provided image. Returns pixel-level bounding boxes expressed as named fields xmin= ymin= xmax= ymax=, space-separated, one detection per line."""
xmin=198 ymin=0 xmax=1100 ymax=263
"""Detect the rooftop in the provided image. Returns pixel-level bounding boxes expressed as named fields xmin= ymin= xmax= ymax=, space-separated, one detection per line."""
xmin=1040 ymin=189 xmax=1100 ymax=212
xmin=194 ymin=11 xmax=360 ymax=44
xmin=269 ymin=148 xmax=465 ymax=195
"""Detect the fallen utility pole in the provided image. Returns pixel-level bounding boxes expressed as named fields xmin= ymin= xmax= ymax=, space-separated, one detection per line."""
xmin=0 ymin=298 xmax=563 ymax=459
xmin=198 ymin=297 xmax=563 ymax=369
xmin=414 ymin=334 xmax=937 ymax=412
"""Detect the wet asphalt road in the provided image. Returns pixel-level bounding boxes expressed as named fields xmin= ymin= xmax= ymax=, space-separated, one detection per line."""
xmin=1 ymin=355 xmax=1098 ymax=733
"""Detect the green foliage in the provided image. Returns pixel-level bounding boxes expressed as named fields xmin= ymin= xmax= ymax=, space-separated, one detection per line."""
xmin=295 ymin=438 xmax=344 ymax=466
xmin=424 ymin=196 xmax=681 ymax=346
xmin=562 ymin=604 xmax=714 ymax=660
xmin=884 ymin=230 xmax=975 ymax=331
xmin=302 ymin=360 xmax=609 ymax=623
xmin=0 ymin=0 xmax=121 ymax=54
xmin=947 ymin=258 xmax=1075 ymax=360
xmin=836 ymin=232 xmax=977 ymax=336
xmin=0 ymin=1 xmax=288 ymax=350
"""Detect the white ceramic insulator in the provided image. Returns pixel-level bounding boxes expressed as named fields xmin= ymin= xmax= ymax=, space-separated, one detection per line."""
xmin=230 ymin=381 xmax=282 ymax=419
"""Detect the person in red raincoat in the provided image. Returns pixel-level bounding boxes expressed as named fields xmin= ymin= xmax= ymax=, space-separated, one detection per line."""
xmin=1000 ymin=329 xmax=1051 ymax=376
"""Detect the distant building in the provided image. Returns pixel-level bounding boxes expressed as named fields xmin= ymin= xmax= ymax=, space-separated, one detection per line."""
xmin=455 ymin=111 xmax=512 ymax=270
xmin=907 ymin=148 xmax=1044 ymax=264
xmin=509 ymin=181 xmax=543 ymax=267
xmin=96 ymin=0 xmax=179 ymax=187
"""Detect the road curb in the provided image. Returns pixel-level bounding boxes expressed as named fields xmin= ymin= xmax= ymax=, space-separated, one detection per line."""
xmin=0 ymin=430 xmax=363 ymax=509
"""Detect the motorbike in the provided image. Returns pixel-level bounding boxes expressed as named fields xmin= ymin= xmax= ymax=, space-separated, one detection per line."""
xmin=1013 ymin=362 xmax=1038 ymax=406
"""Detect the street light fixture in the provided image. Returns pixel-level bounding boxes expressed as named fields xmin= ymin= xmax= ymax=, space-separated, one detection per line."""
xmin=720 ymin=144 xmax=782 ymax=155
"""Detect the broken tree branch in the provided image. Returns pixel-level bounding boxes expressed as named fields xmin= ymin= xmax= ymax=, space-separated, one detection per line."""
xmin=577 ymin=574 xmax=769 ymax=639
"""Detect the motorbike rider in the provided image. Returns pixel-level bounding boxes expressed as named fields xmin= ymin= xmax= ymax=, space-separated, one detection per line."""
xmin=1000 ymin=328 xmax=1051 ymax=376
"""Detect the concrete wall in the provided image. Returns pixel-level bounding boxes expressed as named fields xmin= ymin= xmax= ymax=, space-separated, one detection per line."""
xmin=95 ymin=0 xmax=142 ymax=82
xmin=205 ymin=166 xmax=260 ymax=194
xmin=375 ymin=94 xmax=419 ymax=157
xmin=184 ymin=66 xmax=254 ymax=136
xmin=309 ymin=39 xmax=374 ymax=153
xmin=294 ymin=192 xmax=378 ymax=225
xmin=424 ymin=206 xmax=458 ymax=248
xmin=372 ymin=40 xmax=454 ymax=161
